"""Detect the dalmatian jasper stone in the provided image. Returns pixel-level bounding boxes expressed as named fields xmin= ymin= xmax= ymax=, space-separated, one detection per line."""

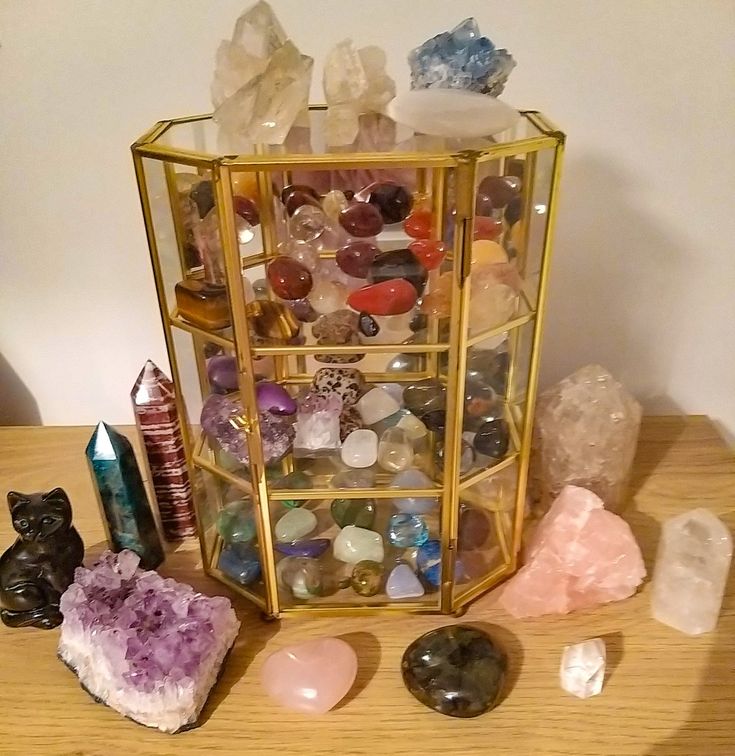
xmin=311 ymin=368 xmax=364 ymax=407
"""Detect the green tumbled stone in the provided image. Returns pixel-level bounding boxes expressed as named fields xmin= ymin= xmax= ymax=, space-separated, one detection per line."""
xmin=330 ymin=498 xmax=376 ymax=529
xmin=216 ymin=500 xmax=256 ymax=544
xmin=401 ymin=625 xmax=507 ymax=718
xmin=274 ymin=471 xmax=313 ymax=509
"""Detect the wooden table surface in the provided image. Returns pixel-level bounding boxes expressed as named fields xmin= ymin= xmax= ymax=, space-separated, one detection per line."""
xmin=0 ymin=417 xmax=733 ymax=756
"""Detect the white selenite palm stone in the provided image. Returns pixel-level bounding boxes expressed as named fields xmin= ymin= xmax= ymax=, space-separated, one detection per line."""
xmin=333 ymin=525 xmax=384 ymax=564
xmin=560 ymin=638 xmax=606 ymax=699
xmin=385 ymin=89 xmax=520 ymax=139
xmin=651 ymin=508 xmax=733 ymax=635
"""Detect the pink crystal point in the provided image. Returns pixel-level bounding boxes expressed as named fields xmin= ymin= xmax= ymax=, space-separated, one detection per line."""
xmin=131 ymin=360 xmax=196 ymax=540
xmin=261 ymin=637 xmax=358 ymax=714
xmin=499 ymin=485 xmax=646 ymax=619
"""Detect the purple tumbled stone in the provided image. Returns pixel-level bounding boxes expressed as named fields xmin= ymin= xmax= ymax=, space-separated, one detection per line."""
xmin=274 ymin=538 xmax=331 ymax=558
xmin=201 ymin=393 xmax=294 ymax=465
xmin=338 ymin=203 xmax=384 ymax=238
xmin=335 ymin=240 xmax=380 ymax=278
xmin=58 ymin=550 xmax=240 ymax=733
xmin=206 ymin=355 xmax=239 ymax=393
xmin=255 ymin=381 xmax=297 ymax=416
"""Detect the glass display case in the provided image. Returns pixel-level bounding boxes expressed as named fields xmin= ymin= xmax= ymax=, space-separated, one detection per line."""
xmin=131 ymin=108 xmax=564 ymax=617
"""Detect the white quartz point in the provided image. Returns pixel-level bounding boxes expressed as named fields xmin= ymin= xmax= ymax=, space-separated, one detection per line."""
xmin=385 ymin=89 xmax=520 ymax=139
xmin=651 ymin=508 xmax=733 ymax=635
xmin=386 ymin=564 xmax=425 ymax=599
xmin=333 ymin=525 xmax=384 ymax=564
xmin=560 ymin=638 xmax=606 ymax=699
xmin=356 ymin=387 xmax=400 ymax=425
xmin=274 ymin=508 xmax=317 ymax=543
xmin=340 ymin=429 xmax=378 ymax=468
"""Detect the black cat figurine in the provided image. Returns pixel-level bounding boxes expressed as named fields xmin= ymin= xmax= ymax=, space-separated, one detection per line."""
xmin=0 ymin=488 xmax=84 ymax=629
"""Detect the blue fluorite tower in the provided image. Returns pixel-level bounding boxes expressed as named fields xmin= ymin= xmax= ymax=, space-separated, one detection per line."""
xmin=85 ymin=422 xmax=164 ymax=569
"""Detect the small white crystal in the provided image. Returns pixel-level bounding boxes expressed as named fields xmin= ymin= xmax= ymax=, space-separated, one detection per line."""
xmin=651 ymin=508 xmax=733 ymax=635
xmin=385 ymin=89 xmax=519 ymax=138
xmin=560 ymin=638 xmax=606 ymax=699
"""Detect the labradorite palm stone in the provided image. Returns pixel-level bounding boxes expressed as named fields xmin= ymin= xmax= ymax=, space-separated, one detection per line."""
xmin=401 ymin=625 xmax=506 ymax=718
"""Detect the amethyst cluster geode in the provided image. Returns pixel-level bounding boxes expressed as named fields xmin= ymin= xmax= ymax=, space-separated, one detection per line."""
xmin=58 ymin=550 xmax=240 ymax=733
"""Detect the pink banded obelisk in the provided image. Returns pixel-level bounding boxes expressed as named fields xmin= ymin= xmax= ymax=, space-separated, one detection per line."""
xmin=131 ymin=360 xmax=196 ymax=539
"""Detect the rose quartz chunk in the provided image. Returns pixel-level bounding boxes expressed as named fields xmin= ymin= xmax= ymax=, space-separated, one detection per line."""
xmin=500 ymin=485 xmax=646 ymax=618
xmin=261 ymin=637 xmax=358 ymax=714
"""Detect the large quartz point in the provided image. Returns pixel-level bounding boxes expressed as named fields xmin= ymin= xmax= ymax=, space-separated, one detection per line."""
xmin=499 ymin=486 xmax=646 ymax=619
xmin=651 ymin=508 xmax=732 ymax=635
xmin=530 ymin=365 xmax=642 ymax=514
xmin=324 ymin=40 xmax=395 ymax=146
xmin=211 ymin=1 xmax=313 ymax=146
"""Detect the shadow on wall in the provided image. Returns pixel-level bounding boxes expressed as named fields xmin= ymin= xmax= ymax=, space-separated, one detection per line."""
xmin=0 ymin=353 xmax=41 ymax=425
xmin=540 ymin=153 xmax=689 ymax=405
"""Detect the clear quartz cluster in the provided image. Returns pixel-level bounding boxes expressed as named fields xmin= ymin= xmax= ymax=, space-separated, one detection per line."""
xmin=500 ymin=486 xmax=646 ymax=619
xmin=323 ymin=40 xmax=396 ymax=146
xmin=58 ymin=550 xmax=240 ymax=733
xmin=530 ymin=364 xmax=642 ymax=514
xmin=211 ymin=0 xmax=313 ymax=145
xmin=651 ymin=508 xmax=732 ymax=635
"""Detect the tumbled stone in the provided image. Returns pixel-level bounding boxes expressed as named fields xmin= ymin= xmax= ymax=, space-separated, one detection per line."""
xmin=273 ymin=470 xmax=312 ymax=509
xmin=651 ymin=508 xmax=733 ymax=635
xmin=267 ymin=256 xmax=313 ymax=301
xmin=403 ymin=209 xmax=432 ymax=240
xmin=330 ymin=498 xmax=376 ymax=529
xmin=419 ymin=271 xmax=452 ymax=317
xmin=458 ymin=506 xmax=490 ymax=550
xmin=312 ymin=309 xmax=359 ymax=343
xmin=377 ymin=427 xmax=414 ymax=472
xmin=311 ymin=366 xmax=363 ymax=407
xmin=247 ymin=299 xmax=301 ymax=342
xmin=387 ymin=513 xmax=429 ymax=548
xmin=473 ymin=418 xmax=509 ymax=460
xmin=261 ymin=637 xmax=357 ymax=714
xmin=341 ymin=429 xmax=378 ymax=468
xmin=309 ymin=278 xmax=349 ymax=315
xmin=409 ymin=239 xmax=447 ymax=271
xmin=434 ymin=439 xmax=476 ymax=474
xmin=332 ymin=469 xmax=375 ymax=489
xmin=255 ymin=381 xmax=297 ymax=415
xmin=417 ymin=539 xmax=441 ymax=586
xmin=420 ymin=409 xmax=447 ymax=433
xmin=216 ymin=500 xmax=256 ymax=544
xmin=274 ymin=538 xmax=330 ymax=558
xmin=474 ymin=215 xmax=503 ymax=240
xmin=276 ymin=556 xmax=323 ymax=599
xmin=386 ymin=352 xmax=423 ymax=374
xmin=499 ymin=486 xmax=646 ymax=618
xmin=322 ymin=189 xmax=350 ymax=221
xmin=386 ymin=564 xmax=425 ymax=599
xmin=284 ymin=189 xmax=321 ymax=217
xmin=505 ymin=196 xmax=522 ymax=226
xmin=356 ymin=387 xmax=401 ymax=425
xmin=367 ymin=249 xmax=427 ymax=297
xmin=469 ymin=263 xmax=520 ymax=332
xmin=286 ymin=298 xmax=319 ymax=323
xmin=391 ymin=469 xmax=439 ymax=514
xmin=530 ymin=365 xmax=642 ymax=514
xmin=334 ymin=525 xmax=384 ymax=563
xmin=350 ymin=560 xmax=384 ymax=596
xmin=288 ymin=204 xmax=327 ymax=243
xmin=339 ymin=404 xmax=363 ymax=441
xmin=472 ymin=239 xmax=508 ymax=266
xmin=402 ymin=625 xmax=507 ymax=718
xmin=467 ymin=345 xmax=509 ymax=395
xmin=335 ymin=240 xmax=380 ymax=278
xmin=358 ymin=311 xmax=380 ymax=337
xmin=347 ymin=279 xmax=418 ymax=316
xmin=219 ymin=542 xmax=261 ymax=586
xmin=281 ymin=183 xmax=320 ymax=205
xmin=396 ymin=411 xmax=428 ymax=442
xmin=477 ymin=175 xmax=520 ymax=209
xmin=365 ymin=183 xmax=413 ymax=224
xmin=339 ymin=202 xmax=384 ymax=237
xmin=275 ymin=507 xmax=317 ymax=543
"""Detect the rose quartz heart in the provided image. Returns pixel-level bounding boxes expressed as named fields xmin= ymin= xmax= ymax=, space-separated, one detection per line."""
xmin=260 ymin=637 xmax=358 ymax=714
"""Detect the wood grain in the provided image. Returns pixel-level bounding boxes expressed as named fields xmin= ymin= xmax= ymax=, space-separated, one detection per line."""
xmin=0 ymin=417 xmax=732 ymax=756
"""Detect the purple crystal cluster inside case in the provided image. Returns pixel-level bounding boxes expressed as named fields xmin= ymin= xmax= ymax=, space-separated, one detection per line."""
xmin=58 ymin=550 xmax=240 ymax=733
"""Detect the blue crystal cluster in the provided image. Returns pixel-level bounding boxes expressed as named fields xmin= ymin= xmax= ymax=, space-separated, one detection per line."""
xmin=408 ymin=17 xmax=515 ymax=96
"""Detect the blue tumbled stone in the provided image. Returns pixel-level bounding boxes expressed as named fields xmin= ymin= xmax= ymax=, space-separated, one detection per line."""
xmin=219 ymin=543 xmax=261 ymax=585
xmin=274 ymin=538 xmax=330 ymax=558
xmin=387 ymin=514 xmax=429 ymax=548
xmin=417 ymin=539 xmax=442 ymax=587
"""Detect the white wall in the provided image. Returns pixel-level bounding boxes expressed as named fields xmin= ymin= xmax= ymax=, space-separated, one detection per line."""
xmin=2 ymin=0 xmax=734 ymax=438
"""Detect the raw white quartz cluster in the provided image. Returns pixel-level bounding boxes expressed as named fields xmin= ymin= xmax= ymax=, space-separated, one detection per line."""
xmin=651 ymin=508 xmax=732 ymax=635
xmin=323 ymin=39 xmax=396 ymax=146
xmin=559 ymin=638 xmax=606 ymax=699
xmin=211 ymin=0 xmax=313 ymax=145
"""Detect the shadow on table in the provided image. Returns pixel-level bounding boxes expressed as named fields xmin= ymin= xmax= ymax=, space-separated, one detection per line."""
xmin=335 ymin=631 xmax=381 ymax=709
xmin=644 ymin=534 xmax=735 ymax=755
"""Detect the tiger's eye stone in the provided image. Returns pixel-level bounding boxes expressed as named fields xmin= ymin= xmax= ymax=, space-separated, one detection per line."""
xmin=246 ymin=300 xmax=301 ymax=341
xmin=267 ymin=256 xmax=313 ymax=300
xmin=358 ymin=312 xmax=380 ymax=337
xmin=477 ymin=175 xmax=519 ymax=209
xmin=403 ymin=210 xmax=432 ymax=239
xmin=367 ymin=249 xmax=427 ymax=296
xmin=350 ymin=560 xmax=384 ymax=596
xmin=347 ymin=279 xmax=417 ymax=316
xmin=401 ymin=625 xmax=507 ymax=718
xmin=473 ymin=418 xmax=510 ymax=459
xmin=339 ymin=203 xmax=384 ymax=237
xmin=409 ymin=239 xmax=447 ymax=271
xmin=335 ymin=240 xmax=380 ymax=278
xmin=366 ymin=183 xmax=413 ymax=224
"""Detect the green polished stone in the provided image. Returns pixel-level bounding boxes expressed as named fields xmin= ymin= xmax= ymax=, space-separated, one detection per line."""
xmin=216 ymin=500 xmax=256 ymax=544
xmin=274 ymin=471 xmax=313 ymax=509
xmin=401 ymin=625 xmax=507 ymax=718
xmin=330 ymin=498 xmax=376 ymax=529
